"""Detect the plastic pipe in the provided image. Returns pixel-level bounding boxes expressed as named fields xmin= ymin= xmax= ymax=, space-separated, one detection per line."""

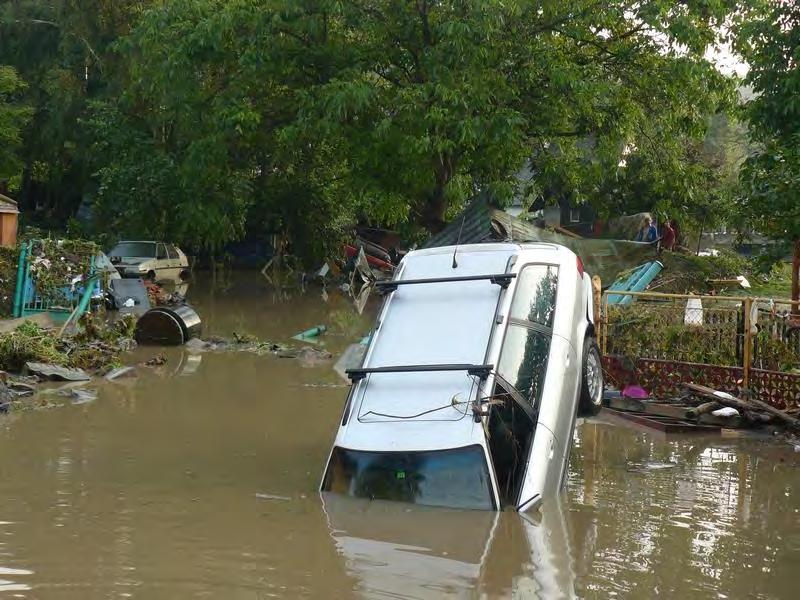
xmin=12 ymin=240 xmax=29 ymax=318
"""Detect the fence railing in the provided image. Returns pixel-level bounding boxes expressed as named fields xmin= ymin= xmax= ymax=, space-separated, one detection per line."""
xmin=600 ymin=290 xmax=800 ymax=409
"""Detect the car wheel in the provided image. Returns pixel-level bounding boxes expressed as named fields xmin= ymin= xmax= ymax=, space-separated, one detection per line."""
xmin=578 ymin=337 xmax=603 ymax=416
xmin=146 ymin=270 xmax=157 ymax=282
xmin=179 ymin=269 xmax=191 ymax=282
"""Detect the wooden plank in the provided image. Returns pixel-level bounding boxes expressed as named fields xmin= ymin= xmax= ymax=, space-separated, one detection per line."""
xmin=685 ymin=382 xmax=800 ymax=431
xmin=605 ymin=408 xmax=720 ymax=434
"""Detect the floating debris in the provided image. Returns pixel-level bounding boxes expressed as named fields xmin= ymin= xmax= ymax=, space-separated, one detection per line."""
xmin=25 ymin=362 xmax=91 ymax=382
xmin=144 ymin=354 xmax=167 ymax=367
xmin=104 ymin=366 xmax=136 ymax=381
xmin=59 ymin=387 xmax=97 ymax=405
xmin=255 ymin=492 xmax=292 ymax=502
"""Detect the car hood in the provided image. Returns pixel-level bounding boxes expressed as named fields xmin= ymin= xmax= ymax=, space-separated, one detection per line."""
xmin=113 ymin=257 xmax=151 ymax=266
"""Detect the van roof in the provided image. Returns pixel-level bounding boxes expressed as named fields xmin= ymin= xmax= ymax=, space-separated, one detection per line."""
xmin=340 ymin=243 xmax=569 ymax=452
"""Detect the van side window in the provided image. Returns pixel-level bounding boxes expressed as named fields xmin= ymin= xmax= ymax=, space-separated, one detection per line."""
xmin=156 ymin=243 xmax=168 ymax=260
xmin=498 ymin=265 xmax=558 ymax=406
xmin=508 ymin=265 xmax=558 ymax=327
xmin=166 ymin=245 xmax=179 ymax=260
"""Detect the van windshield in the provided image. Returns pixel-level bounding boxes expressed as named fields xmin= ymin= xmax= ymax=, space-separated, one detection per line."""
xmin=323 ymin=446 xmax=494 ymax=510
xmin=110 ymin=242 xmax=156 ymax=258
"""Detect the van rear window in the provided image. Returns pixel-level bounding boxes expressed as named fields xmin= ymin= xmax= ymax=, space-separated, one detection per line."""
xmin=323 ymin=446 xmax=494 ymax=510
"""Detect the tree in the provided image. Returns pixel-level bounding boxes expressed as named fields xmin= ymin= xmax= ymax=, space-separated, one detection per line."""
xmin=303 ymin=0 xmax=744 ymax=232
xmin=0 ymin=0 xmax=152 ymax=219
xmin=0 ymin=65 xmax=31 ymax=184
xmin=87 ymin=0 xmax=351 ymax=257
xmin=734 ymin=0 xmax=800 ymax=305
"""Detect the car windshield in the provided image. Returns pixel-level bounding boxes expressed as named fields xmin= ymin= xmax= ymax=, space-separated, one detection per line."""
xmin=322 ymin=446 xmax=494 ymax=510
xmin=110 ymin=242 xmax=156 ymax=258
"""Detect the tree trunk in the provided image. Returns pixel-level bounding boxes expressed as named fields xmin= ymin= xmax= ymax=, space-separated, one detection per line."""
xmin=419 ymin=154 xmax=453 ymax=233
xmin=792 ymin=237 xmax=800 ymax=315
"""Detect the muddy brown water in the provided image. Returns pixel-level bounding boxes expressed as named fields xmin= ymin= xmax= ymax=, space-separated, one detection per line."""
xmin=0 ymin=274 xmax=798 ymax=598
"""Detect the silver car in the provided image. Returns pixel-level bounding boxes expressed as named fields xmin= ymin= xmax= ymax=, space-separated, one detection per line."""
xmin=321 ymin=242 xmax=603 ymax=512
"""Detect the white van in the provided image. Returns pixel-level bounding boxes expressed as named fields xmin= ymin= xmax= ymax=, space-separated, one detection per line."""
xmin=321 ymin=243 xmax=603 ymax=512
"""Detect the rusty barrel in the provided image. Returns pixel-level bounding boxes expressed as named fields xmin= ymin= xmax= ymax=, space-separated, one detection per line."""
xmin=135 ymin=305 xmax=202 ymax=346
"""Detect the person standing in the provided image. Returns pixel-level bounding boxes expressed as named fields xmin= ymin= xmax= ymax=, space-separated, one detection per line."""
xmin=660 ymin=218 xmax=676 ymax=251
xmin=635 ymin=215 xmax=657 ymax=243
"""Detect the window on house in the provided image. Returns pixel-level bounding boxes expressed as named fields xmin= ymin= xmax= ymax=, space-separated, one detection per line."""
xmin=569 ymin=208 xmax=581 ymax=223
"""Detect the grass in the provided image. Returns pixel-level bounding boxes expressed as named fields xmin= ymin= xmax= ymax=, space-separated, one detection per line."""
xmin=746 ymin=262 xmax=794 ymax=299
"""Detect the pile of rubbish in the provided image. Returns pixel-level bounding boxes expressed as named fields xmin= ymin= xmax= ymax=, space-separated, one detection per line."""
xmin=603 ymin=381 xmax=800 ymax=445
xmin=0 ymin=314 xmax=136 ymax=374
xmin=25 ymin=238 xmax=100 ymax=303
xmin=648 ymin=251 xmax=753 ymax=295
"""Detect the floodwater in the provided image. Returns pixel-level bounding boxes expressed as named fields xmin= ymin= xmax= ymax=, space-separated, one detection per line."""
xmin=0 ymin=274 xmax=798 ymax=599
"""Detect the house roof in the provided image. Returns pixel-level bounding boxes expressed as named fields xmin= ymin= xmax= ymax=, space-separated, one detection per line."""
xmin=0 ymin=194 xmax=19 ymax=214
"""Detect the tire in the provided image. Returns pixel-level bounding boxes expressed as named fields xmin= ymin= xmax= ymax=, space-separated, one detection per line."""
xmin=146 ymin=270 xmax=157 ymax=282
xmin=578 ymin=337 xmax=603 ymax=416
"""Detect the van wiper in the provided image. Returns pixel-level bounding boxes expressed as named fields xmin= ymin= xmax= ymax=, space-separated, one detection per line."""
xmin=346 ymin=363 xmax=493 ymax=382
xmin=377 ymin=273 xmax=515 ymax=294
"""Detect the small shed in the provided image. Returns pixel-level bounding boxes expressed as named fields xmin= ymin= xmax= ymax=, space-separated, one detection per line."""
xmin=0 ymin=194 xmax=19 ymax=248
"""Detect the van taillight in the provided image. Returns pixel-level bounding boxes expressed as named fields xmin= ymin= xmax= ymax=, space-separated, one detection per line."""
xmin=576 ymin=256 xmax=584 ymax=277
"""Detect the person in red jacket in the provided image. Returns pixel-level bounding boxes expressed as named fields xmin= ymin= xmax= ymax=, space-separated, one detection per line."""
xmin=660 ymin=218 xmax=676 ymax=251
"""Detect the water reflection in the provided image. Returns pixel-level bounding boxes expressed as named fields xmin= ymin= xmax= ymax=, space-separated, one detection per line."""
xmin=322 ymin=494 xmax=578 ymax=599
xmin=567 ymin=420 xmax=800 ymax=599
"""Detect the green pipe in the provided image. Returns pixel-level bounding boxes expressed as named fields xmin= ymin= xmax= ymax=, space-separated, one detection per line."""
xmin=12 ymin=240 xmax=29 ymax=318
xmin=292 ymin=325 xmax=327 ymax=340
xmin=59 ymin=272 xmax=100 ymax=337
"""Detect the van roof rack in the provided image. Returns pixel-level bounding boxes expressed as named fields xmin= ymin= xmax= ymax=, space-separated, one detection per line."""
xmin=376 ymin=273 xmax=515 ymax=294
xmin=346 ymin=363 xmax=494 ymax=382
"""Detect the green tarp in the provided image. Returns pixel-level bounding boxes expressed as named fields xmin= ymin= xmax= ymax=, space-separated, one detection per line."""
xmin=424 ymin=193 xmax=657 ymax=285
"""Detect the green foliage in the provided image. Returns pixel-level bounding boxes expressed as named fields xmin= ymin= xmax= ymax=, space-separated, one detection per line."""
xmin=0 ymin=321 xmax=67 ymax=371
xmin=738 ymin=137 xmax=800 ymax=244
xmin=655 ymin=250 xmax=751 ymax=294
xmin=753 ymin=329 xmax=800 ymax=372
xmin=733 ymin=1 xmax=800 ymax=300
xmin=0 ymin=245 xmax=19 ymax=317
xmin=0 ymin=65 xmax=32 ymax=180
xmin=0 ymin=0 xmax=770 ymax=265
xmin=607 ymin=302 xmax=741 ymax=366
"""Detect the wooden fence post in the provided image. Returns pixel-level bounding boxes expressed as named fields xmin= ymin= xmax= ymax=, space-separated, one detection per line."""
xmin=743 ymin=297 xmax=752 ymax=390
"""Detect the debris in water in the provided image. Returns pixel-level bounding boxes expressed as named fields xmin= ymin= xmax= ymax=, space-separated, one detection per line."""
xmin=25 ymin=362 xmax=91 ymax=382
xmin=712 ymin=406 xmax=740 ymax=418
xmin=104 ymin=366 xmax=136 ymax=381
xmin=291 ymin=325 xmax=327 ymax=343
xmin=626 ymin=461 xmax=678 ymax=473
xmin=278 ymin=347 xmax=332 ymax=364
xmin=255 ymin=492 xmax=292 ymax=501
xmin=59 ymin=388 xmax=98 ymax=405
xmin=144 ymin=354 xmax=167 ymax=367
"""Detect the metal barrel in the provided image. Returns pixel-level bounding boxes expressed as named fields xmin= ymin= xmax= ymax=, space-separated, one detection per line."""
xmin=135 ymin=305 xmax=202 ymax=346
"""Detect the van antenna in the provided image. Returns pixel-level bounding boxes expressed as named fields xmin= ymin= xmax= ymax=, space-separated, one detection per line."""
xmin=452 ymin=214 xmax=466 ymax=269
